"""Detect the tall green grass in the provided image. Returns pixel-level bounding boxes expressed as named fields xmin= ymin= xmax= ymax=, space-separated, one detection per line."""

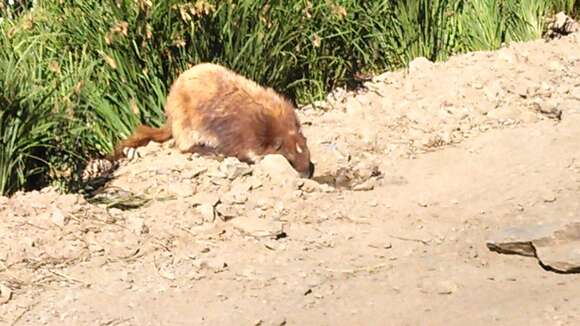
xmin=0 ymin=0 xmax=578 ymax=195
xmin=0 ymin=27 xmax=67 ymax=194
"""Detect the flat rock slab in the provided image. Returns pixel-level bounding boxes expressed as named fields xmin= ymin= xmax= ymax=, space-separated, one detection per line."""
xmin=230 ymin=217 xmax=286 ymax=240
xmin=487 ymin=221 xmax=580 ymax=273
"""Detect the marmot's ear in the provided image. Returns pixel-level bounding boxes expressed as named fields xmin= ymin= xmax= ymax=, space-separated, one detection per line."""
xmin=272 ymin=137 xmax=283 ymax=151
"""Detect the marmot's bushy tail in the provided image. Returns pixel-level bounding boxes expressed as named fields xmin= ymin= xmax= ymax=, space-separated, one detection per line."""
xmin=108 ymin=122 xmax=172 ymax=161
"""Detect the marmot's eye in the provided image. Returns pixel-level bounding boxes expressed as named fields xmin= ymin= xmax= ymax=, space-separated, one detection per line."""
xmin=273 ymin=138 xmax=283 ymax=151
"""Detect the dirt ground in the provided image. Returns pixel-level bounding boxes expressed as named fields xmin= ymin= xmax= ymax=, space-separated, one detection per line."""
xmin=1 ymin=32 xmax=580 ymax=326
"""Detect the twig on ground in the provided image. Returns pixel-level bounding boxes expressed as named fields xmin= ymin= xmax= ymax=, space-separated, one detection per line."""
xmin=48 ymin=269 xmax=90 ymax=287
xmin=326 ymin=263 xmax=390 ymax=274
xmin=99 ymin=317 xmax=134 ymax=326
xmin=388 ymin=234 xmax=430 ymax=246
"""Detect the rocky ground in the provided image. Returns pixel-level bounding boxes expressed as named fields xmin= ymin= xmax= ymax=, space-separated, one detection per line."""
xmin=1 ymin=29 xmax=580 ymax=326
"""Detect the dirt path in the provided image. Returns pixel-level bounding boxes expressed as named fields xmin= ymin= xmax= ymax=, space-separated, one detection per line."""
xmin=1 ymin=33 xmax=580 ymax=326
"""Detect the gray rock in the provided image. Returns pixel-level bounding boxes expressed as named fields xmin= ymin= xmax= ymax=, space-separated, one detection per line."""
xmin=256 ymin=199 xmax=273 ymax=211
xmin=487 ymin=221 xmax=580 ymax=273
xmin=231 ymin=217 xmax=286 ymax=239
xmin=436 ymin=280 xmax=458 ymax=295
xmin=215 ymin=204 xmax=238 ymax=221
xmin=352 ymin=180 xmax=375 ymax=191
xmin=319 ymin=184 xmax=336 ymax=193
xmin=126 ymin=216 xmax=149 ymax=235
xmin=197 ymin=204 xmax=216 ymax=223
xmin=256 ymin=154 xmax=299 ymax=184
xmin=50 ymin=207 xmax=67 ymax=228
xmin=299 ymin=179 xmax=320 ymax=193
xmin=353 ymin=161 xmax=381 ymax=180
xmin=542 ymin=191 xmax=558 ymax=203
xmin=191 ymin=193 xmax=220 ymax=207
xmin=408 ymin=57 xmax=434 ymax=73
xmin=221 ymin=188 xmax=249 ymax=205
xmin=249 ymin=177 xmax=263 ymax=190
xmin=181 ymin=167 xmax=207 ymax=179
xmin=486 ymin=106 xmax=524 ymax=121
xmin=219 ymin=157 xmax=253 ymax=180
xmin=192 ymin=193 xmax=220 ymax=223
xmin=0 ymin=283 xmax=12 ymax=304
xmin=170 ymin=182 xmax=196 ymax=198
xmin=519 ymin=111 xmax=539 ymax=123
xmin=536 ymin=241 xmax=580 ymax=273
xmin=530 ymin=100 xmax=562 ymax=120
xmin=546 ymin=12 xmax=579 ymax=39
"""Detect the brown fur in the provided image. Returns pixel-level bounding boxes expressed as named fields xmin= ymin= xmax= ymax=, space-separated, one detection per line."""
xmin=110 ymin=63 xmax=314 ymax=178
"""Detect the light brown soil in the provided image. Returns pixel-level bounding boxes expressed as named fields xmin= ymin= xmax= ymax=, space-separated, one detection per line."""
xmin=1 ymin=33 xmax=580 ymax=326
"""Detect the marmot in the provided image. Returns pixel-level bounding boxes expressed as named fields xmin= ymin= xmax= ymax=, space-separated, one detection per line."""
xmin=111 ymin=63 xmax=315 ymax=178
